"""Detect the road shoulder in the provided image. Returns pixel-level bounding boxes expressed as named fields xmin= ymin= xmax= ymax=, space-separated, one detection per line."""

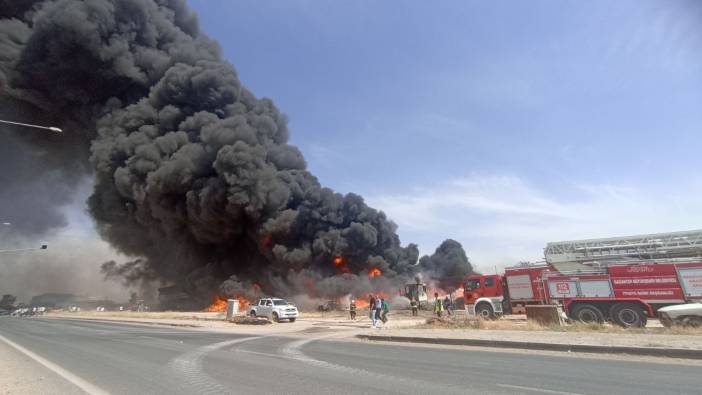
xmin=0 ymin=331 xmax=85 ymax=395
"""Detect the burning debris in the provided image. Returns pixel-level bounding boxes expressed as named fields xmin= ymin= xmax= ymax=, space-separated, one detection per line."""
xmin=0 ymin=0 xmax=472 ymax=309
xmin=205 ymin=297 xmax=227 ymax=313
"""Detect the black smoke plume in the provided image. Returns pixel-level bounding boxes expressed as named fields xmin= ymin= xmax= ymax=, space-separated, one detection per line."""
xmin=1 ymin=0 xmax=464 ymax=307
xmin=419 ymin=239 xmax=475 ymax=291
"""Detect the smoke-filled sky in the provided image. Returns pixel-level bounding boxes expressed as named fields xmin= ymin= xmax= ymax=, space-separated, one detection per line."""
xmin=187 ymin=0 xmax=702 ymax=273
xmin=1 ymin=0 xmax=448 ymax=305
xmin=1 ymin=0 xmax=700 ymax=302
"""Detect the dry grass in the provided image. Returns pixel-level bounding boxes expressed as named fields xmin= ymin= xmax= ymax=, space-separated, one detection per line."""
xmin=417 ymin=317 xmax=702 ymax=335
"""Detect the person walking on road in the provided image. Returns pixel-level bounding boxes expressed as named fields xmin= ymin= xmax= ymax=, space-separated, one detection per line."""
xmin=380 ymin=298 xmax=389 ymax=323
xmin=369 ymin=295 xmax=377 ymax=327
xmin=374 ymin=297 xmax=383 ymax=327
xmin=410 ymin=298 xmax=418 ymax=316
xmin=444 ymin=296 xmax=453 ymax=316
xmin=434 ymin=293 xmax=444 ymax=318
xmin=349 ymin=298 xmax=357 ymax=320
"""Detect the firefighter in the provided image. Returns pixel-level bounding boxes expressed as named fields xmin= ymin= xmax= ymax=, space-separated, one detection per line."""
xmin=434 ymin=293 xmax=444 ymax=318
xmin=349 ymin=298 xmax=357 ymax=320
xmin=410 ymin=298 xmax=418 ymax=316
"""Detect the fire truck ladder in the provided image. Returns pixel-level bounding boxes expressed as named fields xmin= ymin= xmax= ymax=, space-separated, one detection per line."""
xmin=544 ymin=229 xmax=702 ymax=266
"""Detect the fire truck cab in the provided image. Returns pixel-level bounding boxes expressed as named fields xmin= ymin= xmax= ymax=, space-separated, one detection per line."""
xmin=464 ymin=274 xmax=506 ymax=319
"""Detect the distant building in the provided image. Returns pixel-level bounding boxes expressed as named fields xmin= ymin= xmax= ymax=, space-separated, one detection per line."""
xmin=30 ymin=293 xmax=76 ymax=307
xmin=29 ymin=293 xmax=118 ymax=310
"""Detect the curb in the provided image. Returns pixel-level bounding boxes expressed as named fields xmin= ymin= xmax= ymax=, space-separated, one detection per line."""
xmin=42 ymin=316 xmax=202 ymax=328
xmin=355 ymin=334 xmax=702 ymax=360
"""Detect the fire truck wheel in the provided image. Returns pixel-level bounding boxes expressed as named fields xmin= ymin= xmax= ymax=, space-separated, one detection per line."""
xmin=611 ymin=303 xmax=647 ymax=328
xmin=475 ymin=303 xmax=495 ymax=320
xmin=570 ymin=304 xmax=604 ymax=324
xmin=272 ymin=312 xmax=280 ymax=323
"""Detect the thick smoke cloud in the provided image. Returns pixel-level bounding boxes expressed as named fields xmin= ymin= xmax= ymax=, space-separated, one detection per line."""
xmin=0 ymin=0 xmax=438 ymax=307
xmin=419 ymin=239 xmax=475 ymax=291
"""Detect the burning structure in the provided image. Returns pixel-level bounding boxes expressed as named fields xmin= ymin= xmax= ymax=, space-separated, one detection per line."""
xmin=0 ymin=0 xmax=474 ymax=309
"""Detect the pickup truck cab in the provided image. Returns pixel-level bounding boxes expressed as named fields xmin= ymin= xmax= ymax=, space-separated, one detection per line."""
xmin=249 ymin=298 xmax=299 ymax=322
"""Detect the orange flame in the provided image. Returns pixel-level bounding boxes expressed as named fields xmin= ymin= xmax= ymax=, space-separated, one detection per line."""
xmin=355 ymin=299 xmax=370 ymax=309
xmin=333 ymin=256 xmax=350 ymax=274
xmin=205 ymin=296 xmax=227 ymax=312
xmin=368 ymin=267 xmax=382 ymax=277
xmin=235 ymin=295 xmax=251 ymax=311
xmin=205 ymin=295 xmax=252 ymax=313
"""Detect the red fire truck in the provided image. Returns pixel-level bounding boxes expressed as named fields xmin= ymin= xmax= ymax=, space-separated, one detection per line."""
xmin=464 ymin=230 xmax=702 ymax=327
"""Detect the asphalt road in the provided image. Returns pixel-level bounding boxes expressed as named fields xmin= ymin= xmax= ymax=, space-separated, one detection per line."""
xmin=0 ymin=317 xmax=699 ymax=395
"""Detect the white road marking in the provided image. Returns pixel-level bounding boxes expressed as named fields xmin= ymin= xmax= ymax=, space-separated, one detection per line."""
xmin=280 ymin=336 xmax=465 ymax=394
xmin=168 ymin=336 xmax=261 ymax=395
xmin=497 ymin=383 xmax=585 ymax=395
xmin=0 ymin=332 xmax=108 ymax=395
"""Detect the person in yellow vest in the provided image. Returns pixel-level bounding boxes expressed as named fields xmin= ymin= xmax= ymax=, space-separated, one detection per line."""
xmin=434 ymin=293 xmax=444 ymax=318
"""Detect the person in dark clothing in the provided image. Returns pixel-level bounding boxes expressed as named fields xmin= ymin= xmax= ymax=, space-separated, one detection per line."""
xmin=444 ymin=296 xmax=453 ymax=316
xmin=349 ymin=298 xmax=357 ymax=320
xmin=410 ymin=298 xmax=418 ymax=317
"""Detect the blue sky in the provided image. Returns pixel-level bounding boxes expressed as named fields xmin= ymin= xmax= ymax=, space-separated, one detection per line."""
xmin=185 ymin=0 xmax=702 ymax=270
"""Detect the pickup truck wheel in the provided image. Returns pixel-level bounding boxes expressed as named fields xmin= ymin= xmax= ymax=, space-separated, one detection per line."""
xmin=272 ymin=312 xmax=280 ymax=323
xmin=249 ymin=311 xmax=256 ymax=318
xmin=475 ymin=303 xmax=495 ymax=320
xmin=682 ymin=316 xmax=702 ymax=328
xmin=611 ymin=303 xmax=647 ymax=328
xmin=289 ymin=318 xmax=296 ymax=323
xmin=570 ymin=304 xmax=604 ymax=324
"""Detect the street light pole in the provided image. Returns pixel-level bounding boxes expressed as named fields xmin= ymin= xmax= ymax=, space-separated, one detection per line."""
xmin=0 ymin=119 xmax=62 ymax=133
xmin=0 ymin=243 xmax=48 ymax=255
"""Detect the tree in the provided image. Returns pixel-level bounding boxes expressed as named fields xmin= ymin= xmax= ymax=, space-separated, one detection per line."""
xmin=0 ymin=294 xmax=17 ymax=310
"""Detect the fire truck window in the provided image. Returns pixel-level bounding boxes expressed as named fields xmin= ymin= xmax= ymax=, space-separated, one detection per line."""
xmin=467 ymin=280 xmax=481 ymax=290
xmin=485 ymin=278 xmax=495 ymax=287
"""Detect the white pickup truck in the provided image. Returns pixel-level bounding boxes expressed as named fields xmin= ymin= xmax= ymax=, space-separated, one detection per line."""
xmin=658 ymin=303 xmax=702 ymax=328
xmin=249 ymin=298 xmax=299 ymax=322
